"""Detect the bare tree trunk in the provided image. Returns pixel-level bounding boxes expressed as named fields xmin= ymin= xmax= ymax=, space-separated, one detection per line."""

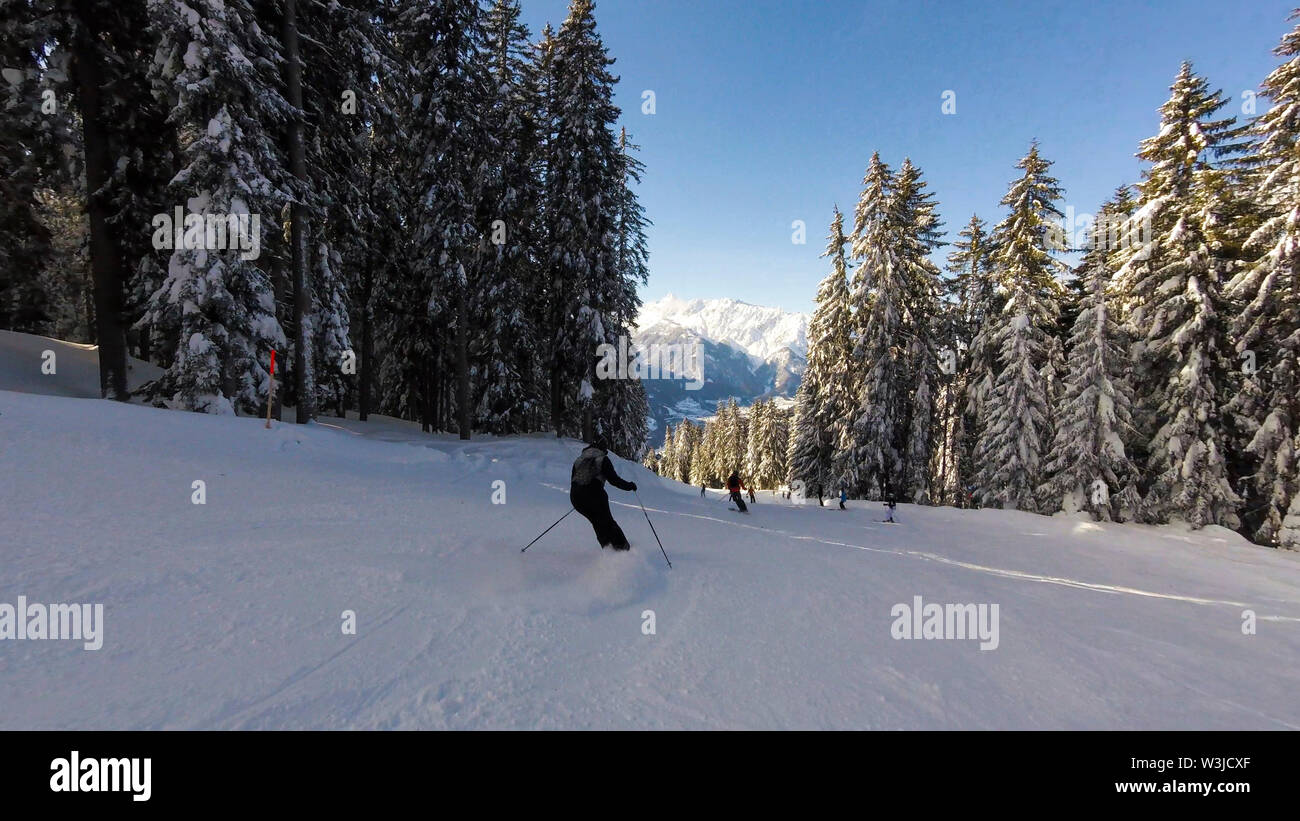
xmin=70 ymin=1 xmax=127 ymax=400
xmin=551 ymin=361 xmax=562 ymax=437
xmin=359 ymin=302 xmax=373 ymax=421
xmin=456 ymin=289 xmax=471 ymax=440
xmin=270 ymin=248 xmax=286 ymax=421
xmin=358 ymin=146 xmax=377 ymax=423
xmin=283 ymin=0 xmax=311 ymax=423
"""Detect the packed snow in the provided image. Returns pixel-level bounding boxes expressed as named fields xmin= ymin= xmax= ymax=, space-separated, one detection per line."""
xmin=2 ymin=333 xmax=1299 ymax=729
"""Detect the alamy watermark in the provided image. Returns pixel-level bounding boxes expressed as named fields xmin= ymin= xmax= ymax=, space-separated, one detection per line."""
xmin=0 ymin=596 xmax=103 ymax=650
xmin=50 ymin=751 xmax=151 ymax=802
xmin=891 ymin=595 xmax=999 ymax=650
xmin=596 ymin=335 xmax=704 ymax=391
xmin=1046 ymin=206 xmax=1152 ymax=258
xmin=152 ymin=206 xmax=261 ymax=261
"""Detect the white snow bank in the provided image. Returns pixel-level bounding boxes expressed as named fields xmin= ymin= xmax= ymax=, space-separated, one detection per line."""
xmin=0 ymin=329 xmax=162 ymax=399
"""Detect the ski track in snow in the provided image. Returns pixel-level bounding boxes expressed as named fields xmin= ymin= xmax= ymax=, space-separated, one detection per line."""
xmin=3 ymin=340 xmax=1300 ymax=730
xmin=543 ymin=484 xmax=1300 ymax=622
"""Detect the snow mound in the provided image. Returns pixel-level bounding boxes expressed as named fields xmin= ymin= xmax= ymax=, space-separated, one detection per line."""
xmin=0 ymin=329 xmax=161 ymax=398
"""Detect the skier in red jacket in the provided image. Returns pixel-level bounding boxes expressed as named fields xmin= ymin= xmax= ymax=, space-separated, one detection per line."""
xmin=726 ymin=471 xmax=748 ymax=513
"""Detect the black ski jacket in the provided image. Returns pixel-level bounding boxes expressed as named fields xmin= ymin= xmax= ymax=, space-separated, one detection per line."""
xmin=571 ymin=446 xmax=635 ymax=492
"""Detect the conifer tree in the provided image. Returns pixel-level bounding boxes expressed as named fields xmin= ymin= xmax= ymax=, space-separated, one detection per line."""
xmin=477 ymin=0 xmax=546 ymax=433
xmin=1040 ymin=192 xmax=1140 ymax=520
xmin=975 ymin=143 xmax=1067 ymax=510
xmin=893 ymin=159 xmax=944 ymax=503
xmin=943 ymin=215 xmax=996 ymax=506
xmin=401 ymin=0 xmax=494 ymax=439
xmin=1228 ymin=17 xmax=1300 ymax=546
xmin=1113 ymin=63 xmax=1246 ymax=528
xmin=539 ymin=0 xmax=623 ymax=439
xmin=788 ymin=207 xmax=853 ymax=495
xmin=844 ymin=152 xmax=901 ymax=497
xmin=142 ymin=0 xmax=292 ymax=413
xmin=0 ymin=0 xmax=57 ymax=333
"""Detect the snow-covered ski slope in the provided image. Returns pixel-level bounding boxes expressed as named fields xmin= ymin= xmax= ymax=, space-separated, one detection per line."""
xmin=2 ymin=334 xmax=1300 ymax=729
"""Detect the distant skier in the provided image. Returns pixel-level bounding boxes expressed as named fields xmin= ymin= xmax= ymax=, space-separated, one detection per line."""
xmin=747 ymin=485 xmax=756 ymax=504
xmin=884 ymin=493 xmax=897 ymax=523
xmin=726 ymin=470 xmax=748 ymax=513
xmin=570 ymin=437 xmax=636 ymax=551
xmin=700 ymin=484 xmax=706 ymax=498
xmin=839 ymin=487 xmax=847 ymax=510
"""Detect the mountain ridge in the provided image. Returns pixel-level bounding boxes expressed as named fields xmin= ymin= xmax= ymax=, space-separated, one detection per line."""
xmin=634 ymin=294 xmax=809 ymax=446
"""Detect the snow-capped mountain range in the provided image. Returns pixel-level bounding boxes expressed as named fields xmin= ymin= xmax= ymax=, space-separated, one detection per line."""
xmin=637 ymin=294 xmax=809 ymax=363
xmin=633 ymin=294 xmax=809 ymax=446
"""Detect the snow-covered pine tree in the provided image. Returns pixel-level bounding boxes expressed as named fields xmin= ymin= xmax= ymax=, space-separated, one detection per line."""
xmin=975 ymin=143 xmax=1068 ymax=510
xmin=787 ymin=206 xmax=853 ymax=495
xmin=892 ymin=158 xmax=944 ymax=504
xmin=0 ymin=0 xmax=56 ymax=333
xmin=675 ymin=419 xmax=699 ymax=483
xmin=844 ymin=154 xmax=943 ymax=501
xmin=692 ymin=417 xmax=716 ymax=486
xmin=786 ymin=383 xmax=820 ymax=495
xmin=708 ymin=401 xmax=729 ymax=482
xmin=844 ymin=152 xmax=901 ymax=497
xmin=762 ymin=402 xmax=790 ymax=489
xmin=1112 ymin=62 xmax=1246 ymax=528
xmin=539 ymin=0 xmax=624 ymax=440
xmin=1039 ymin=192 xmax=1140 ymax=520
xmin=401 ymin=0 xmax=494 ymax=439
xmin=37 ymin=0 xmax=173 ymax=393
xmin=292 ymin=0 xmax=398 ymax=418
xmin=1228 ymin=16 xmax=1300 ymax=547
xmin=750 ymin=400 xmax=788 ymax=489
xmin=728 ymin=398 xmax=747 ymax=476
xmin=614 ymin=127 xmax=651 ymax=303
xmin=954 ymin=217 xmax=1001 ymax=417
xmin=1040 ymin=331 xmax=1067 ymax=453
xmin=660 ymin=423 xmax=676 ymax=478
xmin=348 ymin=0 xmax=408 ymax=423
xmin=142 ymin=0 xmax=292 ymax=413
xmin=749 ymin=405 xmax=765 ymax=487
xmin=591 ymin=126 xmax=651 ymax=458
xmin=476 ymin=0 xmax=546 ymax=434
xmin=944 ymin=215 xmax=997 ymax=506
xmin=309 ymin=240 xmax=350 ymax=416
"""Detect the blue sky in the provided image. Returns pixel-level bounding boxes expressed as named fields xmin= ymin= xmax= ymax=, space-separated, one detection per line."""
xmin=520 ymin=0 xmax=1296 ymax=314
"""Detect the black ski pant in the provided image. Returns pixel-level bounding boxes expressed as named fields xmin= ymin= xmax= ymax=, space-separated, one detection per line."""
xmin=729 ymin=490 xmax=748 ymax=512
xmin=571 ymin=483 xmax=629 ymax=549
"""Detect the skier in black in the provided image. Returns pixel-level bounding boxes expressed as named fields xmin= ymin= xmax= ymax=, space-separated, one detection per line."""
xmin=570 ymin=437 xmax=636 ymax=551
xmin=884 ymin=485 xmax=897 ymax=523
xmin=726 ymin=471 xmax=748 ymax=512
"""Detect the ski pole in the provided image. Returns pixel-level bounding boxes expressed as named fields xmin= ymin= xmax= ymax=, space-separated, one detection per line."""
xmin=521 ymin=508 xmax=574 ymax=553
xmin=634 ymin=490 xmax=672 ymax=569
